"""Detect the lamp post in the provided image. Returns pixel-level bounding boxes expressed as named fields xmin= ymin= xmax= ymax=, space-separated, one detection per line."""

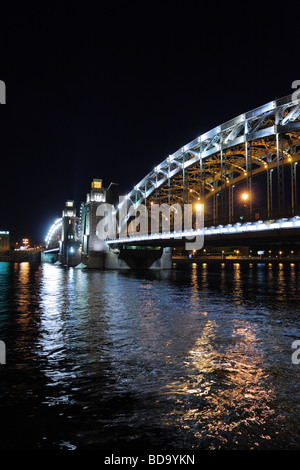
xmin=229 ymin=184 xmax=235 ymax=223
xmin=241 ymin=191 xmax=250 ymax=220
xmin=267 ymin=168 xmax=273 ymax=219
xmin=291 ymin=160 xmax=298 ymax=216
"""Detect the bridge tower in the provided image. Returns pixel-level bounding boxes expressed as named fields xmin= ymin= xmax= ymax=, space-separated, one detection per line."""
xmin=78 ymin=178 xmax=172 ymax=269
xmin=80 ymin=179 xmax=107 ymax=267
xmin=59 ymin=200 xmax=80 ymax=266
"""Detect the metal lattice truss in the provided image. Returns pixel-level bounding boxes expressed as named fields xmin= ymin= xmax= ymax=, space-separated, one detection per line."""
xmin=45 ymin=218 xmax=62 ymax=248
xmin=119 ymin=94 xmax=300 ymax=218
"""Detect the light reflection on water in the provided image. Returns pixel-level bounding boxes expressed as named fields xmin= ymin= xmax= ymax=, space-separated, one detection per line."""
xmin=0 ymin=260 xmax=300 ymax=450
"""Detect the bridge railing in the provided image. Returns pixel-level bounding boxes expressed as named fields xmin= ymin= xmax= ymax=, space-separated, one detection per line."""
xmin=123 ymin=205 xmax=300 ymax=233
xmin=108 ymin=204 xmax=300 ymax=244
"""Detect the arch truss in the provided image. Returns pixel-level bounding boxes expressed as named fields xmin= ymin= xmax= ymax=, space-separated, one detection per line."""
xmin=45 ymin=218 xmax=62 ymax=249
xmin=118 ymin=93 xmax=300 ymax=229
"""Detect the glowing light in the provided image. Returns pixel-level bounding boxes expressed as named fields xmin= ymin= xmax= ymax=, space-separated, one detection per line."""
xmin=106 ymin=217 xmax=300 ymax=244
xmin=45 ymin=218 xmax=62 ymax=246
xmin=241 ymin=192 xmax=249 ymax=201
xmin=91 ymin=180 xmax=102 ymax=189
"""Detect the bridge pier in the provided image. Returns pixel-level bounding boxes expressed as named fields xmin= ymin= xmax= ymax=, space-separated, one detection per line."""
xmin=77 ymin=179 xmax=173 ymax=270
xmin=41 ymin=251 xmax=59 ymax=264
xmin=81 ymin=245 xmax=172 ymax=270
xmin=103 ymin=246 xmax=172 ymax=270
xmin=81 ymin=251 xmax=104 ymax=269
xmin=79 ymin=245 xmax=172 ymax=270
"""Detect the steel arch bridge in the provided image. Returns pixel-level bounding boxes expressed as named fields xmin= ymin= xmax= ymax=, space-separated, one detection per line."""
xmin=108 ymin=93 xmax=300 ymax=243
xmin=45 ymin=93 xmax=300 ymax=251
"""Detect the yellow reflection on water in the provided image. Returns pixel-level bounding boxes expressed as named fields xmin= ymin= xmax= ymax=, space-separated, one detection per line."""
xmin=233 ymin=262 xmax=243 ymax=303
xmin=191 ymin=262 xmax=198 ymax=292
xmin=16 ymin=262 xmax=30 ymax=316
xmin=288 ymin=262 xmax=296 ymax=297
xmin=15 ymin=262 xmax=41 ymax=352
xmin=19 ymin=262 xmax=30 ymax=282
xmin=200 ymin=262 xmax=208 ymax=291
xmin=276 ymin=263 xmax=286 ymax=300
xmin=159 ymin=268 xmax=277 ymax=449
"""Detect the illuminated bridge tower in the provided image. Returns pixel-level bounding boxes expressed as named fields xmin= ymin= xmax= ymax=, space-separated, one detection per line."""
xmin=79 ymin=179 xmax=107 ymax=268
xmin=59 ymin=200 xmax=80 ymax=266
xmin=79 ymin=178 xmax=172 ymax=269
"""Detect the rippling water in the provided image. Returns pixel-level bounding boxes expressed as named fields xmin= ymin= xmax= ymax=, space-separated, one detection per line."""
xmin=0 ymin=260 xmax=300 ymax=451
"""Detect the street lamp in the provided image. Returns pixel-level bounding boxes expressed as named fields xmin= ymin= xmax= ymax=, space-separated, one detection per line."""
xmin=238 ymin=191 xmax=250 ymax=221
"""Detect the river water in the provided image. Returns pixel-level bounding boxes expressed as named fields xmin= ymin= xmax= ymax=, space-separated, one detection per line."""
xmin=0 ymin=260 xmax=300 ymax=451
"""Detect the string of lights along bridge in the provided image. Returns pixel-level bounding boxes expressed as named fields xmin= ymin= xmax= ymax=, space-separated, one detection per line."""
xmin=44 ymin=93 xmax=300 ymax=269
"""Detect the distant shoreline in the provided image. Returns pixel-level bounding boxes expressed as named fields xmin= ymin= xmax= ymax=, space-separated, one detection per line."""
xmin=172 ymin=256 xmax=300 ymax=265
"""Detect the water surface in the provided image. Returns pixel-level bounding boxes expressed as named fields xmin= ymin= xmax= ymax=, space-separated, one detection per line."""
xmin=0 ymin=260 xmax=299 ymax=450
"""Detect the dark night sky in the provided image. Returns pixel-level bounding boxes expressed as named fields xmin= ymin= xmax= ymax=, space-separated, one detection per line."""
xmin=0 ymin=1 xmax=299 ymax=244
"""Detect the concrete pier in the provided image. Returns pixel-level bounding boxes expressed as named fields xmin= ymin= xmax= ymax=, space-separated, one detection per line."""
xmin=103 ymin=246 xmax=172 ymax=270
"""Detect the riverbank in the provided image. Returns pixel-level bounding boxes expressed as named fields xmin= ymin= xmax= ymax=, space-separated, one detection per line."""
xmin=0 ymin=250 xmax=41 ymax=263
xmin=173 ymin=255 xmax=300 ymax=265
xmin=1 ymin=252 xmax=298 ymax=266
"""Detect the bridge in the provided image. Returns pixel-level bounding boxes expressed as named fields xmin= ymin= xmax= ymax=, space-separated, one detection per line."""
xmin=43 ymin=93 xmax=300 ymax=268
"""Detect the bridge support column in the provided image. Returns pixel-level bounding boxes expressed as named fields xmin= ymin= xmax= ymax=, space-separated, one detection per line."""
xmin=276 ymin=133 xmax=285 ymax=211
xmin=291 ymin=161 xmax=297 ymax=216
xmin=59 ymin=200 xmax=81 ymax=266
